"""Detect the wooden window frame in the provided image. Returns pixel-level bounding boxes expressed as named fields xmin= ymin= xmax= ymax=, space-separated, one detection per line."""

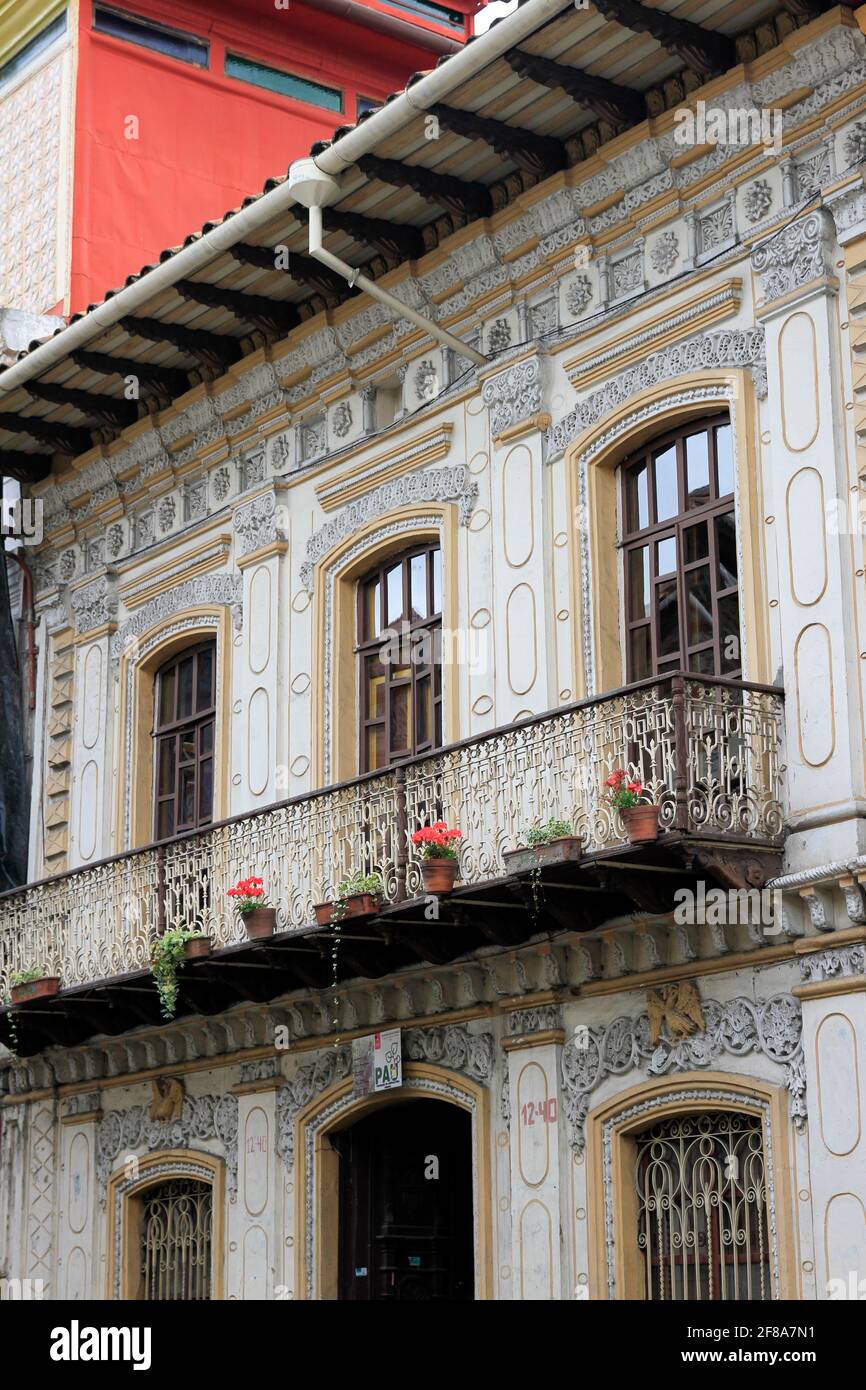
xmin=357 ymin=544 xmax=443 ymax=773
xmin=620 ymin=412 xmax=740 ymax=682
xmin=152 ymin=640 xmax=216 ymax=841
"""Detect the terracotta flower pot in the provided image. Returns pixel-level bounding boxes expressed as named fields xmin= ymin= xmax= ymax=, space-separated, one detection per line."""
xmin=243 ymin=907 xmax=277 ymax=939
xmin=184 ymin=935 xmax=212 ymax=960
xmin=315 ymin=893 xmax=382 ymax=925
xmin=10 ymin=976 xmax=60 ymax=1005
xmin=420 ymin=857 xmax=458 ymax=894
xmin=621 ymin=803 xmax=660 ymax=844
xmin=503 ymin=837 xmax=583 ymax=875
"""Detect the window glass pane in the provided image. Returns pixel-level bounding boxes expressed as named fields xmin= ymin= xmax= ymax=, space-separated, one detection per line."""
xmin=367 ymin=726 xmax=386 ymax=770
xmin=199 ymin=759 xmax=213 ymax=822
xmin=94 ymin=7 xmax=208 ymax=67
xmin=684 ymin=522 xmax=709 ymax=563
xmin=719 ymin=595 xmax=741 ymax=674
xmin=366 ymin=656 xmax=386 ymax=720
xmin=157 ymin=800 xmax=174 ymax=840
xmin=688 ymin=647 xmax=715 ymax=674
xmin=362 ymin=578 xmax=380 ymax=639
xmin=158 ymin=738 xmax=175 ymax=795
xmin=627 ymin=463 xmax=649 ymax=530
xmin=177 ymin=658 xmax=194 ymax=720
xmin=628 ymin=546 xmax=650 ymax=620
xmin=410 ymin=553 xmax=427 ymax=621
xmin=656 ymin=578 xmax=679 ymax=657
xmin=654 ymin=445 xmax=678 ymax=522
xmin=179 ymin=767 xmax=195 ymax=826
xmin=225 ymin=52 xmax=342 ymax=111
xmin=685 ymin=431 xmax=710 ymax=509
xmin=434 ymin=699 xmax=442 ymax=748
xmin=179 ymin=733 xmax=196 ymax=764
xmin=390 ymin=684 xmax=411 ymax=752
xmin=386 ymin=564 xmax=403 ymax=625
xmin=656 ymin=536 xmax=676 ymax=576
xmin=630 ymin=626 xmax=651 ymax=680
xmin=685 ymin=565 xmax=713 ymax=645
xmin=716 ymin=512 xmax=738 ymax=589
xmin=431 ymin=548 xmax=442 ymax=615
xmin=416 ymin=675 xmax=432 ymax=747
xmin=715 ymin=424 xmax=734 ymax=496
xmin=196 ymin=648 xmax=214 ymax=711
xmin=159 ymin=666 xmax=176 ymax=725
xmin=200 ymin=722 xmax=214 ymax=757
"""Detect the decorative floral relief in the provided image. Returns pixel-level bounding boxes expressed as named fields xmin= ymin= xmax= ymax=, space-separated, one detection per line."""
xmin=743 ymin=178 xmax=774 ymax=224
xmin=565 ymin=275 xmax=593 ymax=317
xmin=610 ymin=250 xmax=643 ymax=297
xmin=414 ymin=359 xmax=439 ymax=401
xmin=487 ymin=317 xmax=512 ymax=353
xmin=212 ymin=467 xmax=232 ymax=502
xmin=697 ymin=201 xmax=734 ymax=255
xmin=843 ymin=120 xmax=866 ymax=166
xmin=96 ymin=1095 xmax=239 ymax=1204
xmin=649 ymin=231 xmax=679 ymax=275
xmin=157 ymin=496 xmax=176 ymax=533
xmin=561 ymin=993 xmax=804 ymax=1153
xmin=332 ymin=401 xmax=353 ymax=438
xmin=300 ymin=465 xmax=477 ymax=591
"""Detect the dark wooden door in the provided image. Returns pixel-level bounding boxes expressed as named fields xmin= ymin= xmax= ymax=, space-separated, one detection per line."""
xmin=334 ymin=1099 xmax=474 ymax=1301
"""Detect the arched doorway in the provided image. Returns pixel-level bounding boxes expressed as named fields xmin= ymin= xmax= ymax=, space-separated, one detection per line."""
xmin=331 ymin=1098 xmax=474 ymax=1300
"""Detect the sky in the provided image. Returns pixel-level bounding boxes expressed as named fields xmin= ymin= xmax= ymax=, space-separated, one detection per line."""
xmin=475 ymin=1 xmax=519 ymax=34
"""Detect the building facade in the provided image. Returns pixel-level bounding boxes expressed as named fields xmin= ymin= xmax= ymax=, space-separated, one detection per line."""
xmin=0 ymin=0 xmax=479 ymax=318
xmin=2 ymin=0 xmax=866 ymax=1301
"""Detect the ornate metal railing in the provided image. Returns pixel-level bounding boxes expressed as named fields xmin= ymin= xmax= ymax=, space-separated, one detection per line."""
xmin=0 ymin=675 xmax=784 ymax=994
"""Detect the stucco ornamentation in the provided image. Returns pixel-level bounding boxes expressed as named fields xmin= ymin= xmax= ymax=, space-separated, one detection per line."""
xmin=96 ymin=1094 xmax=239 ymax=1204
xmin=233 ymin=492 xmax=285 ymax=557
xmin=546 ymin=331 xmax=763 ymax=462
xmin=798 ymin=943 xmax=866 ymax=983
xmin=751 ymin=209 xmax=834 ymax=304
xmin=649 ymin=231 xmax=679 ymax=275
xmin=481 ymin=355 xmax=545 ymax=436
xmin=743 ymin=178 xmax=774 ymax=223
xmin=110 ymin=575 xmax=242 ymax=661
xmin=70 ymin=575 xmax=117 ymax=635
xmin=561 ymin=993 xmax=804 ymax=1153
xmin=300 ymin=465 xmax=477 ymax=592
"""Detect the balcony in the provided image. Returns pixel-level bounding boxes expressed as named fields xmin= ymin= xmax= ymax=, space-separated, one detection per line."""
xmin=0 ymin=675 xmax=785 ymax=1054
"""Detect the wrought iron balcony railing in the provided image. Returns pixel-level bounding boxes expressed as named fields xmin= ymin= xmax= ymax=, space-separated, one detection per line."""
xmin=0 ymin=675 xmax=784 ymax=997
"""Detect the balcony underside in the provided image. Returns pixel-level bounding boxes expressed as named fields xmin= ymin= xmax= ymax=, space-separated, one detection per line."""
xmin=0 ymin=832 xmax=781 ymax=1057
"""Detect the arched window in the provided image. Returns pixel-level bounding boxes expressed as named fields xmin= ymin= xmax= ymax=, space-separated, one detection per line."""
xmin=621 ymin=414 xmax=740 ymax=681
xmin=357 ymin=545 xmax=442 ymax=772
xmin=152 ymin=641 xmax=216 ymax=839
xmin=634 ymin=1111 xmax=771 ymax=1301
xmin=139 ymin=1178 xmax=213 ymax=1300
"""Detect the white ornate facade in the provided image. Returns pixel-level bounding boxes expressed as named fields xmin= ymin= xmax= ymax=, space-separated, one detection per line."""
xmin=3 ymin=6 xmax=866 ymax=1302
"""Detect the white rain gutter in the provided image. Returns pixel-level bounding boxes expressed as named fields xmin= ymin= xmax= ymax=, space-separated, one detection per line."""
xmin=302 ymin=193 xmax=486 ymax=364
xmin=0 ymin=0 xmax=570 ymax=401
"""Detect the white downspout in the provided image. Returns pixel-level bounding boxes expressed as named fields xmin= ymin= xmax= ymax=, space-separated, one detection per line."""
xmin=298 ymin=184 xmax=486 ymax=366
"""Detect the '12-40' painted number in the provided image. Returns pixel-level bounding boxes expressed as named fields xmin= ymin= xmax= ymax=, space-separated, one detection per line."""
xmin=521 ymin=1098 xmax=557 ymax=1126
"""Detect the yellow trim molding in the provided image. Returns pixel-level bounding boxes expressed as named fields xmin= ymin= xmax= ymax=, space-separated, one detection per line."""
xmin=105 ymin=1148 xmax=226 ymax=1301
xmin=294 ymin=1062 xmax=492 ymax=1301
xmin=585 ymin=1071 xmax=796 ymax=1300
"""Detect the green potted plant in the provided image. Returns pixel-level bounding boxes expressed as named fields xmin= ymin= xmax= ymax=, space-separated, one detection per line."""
xmin=411 ymin=821 xmax=462 ymax=894
xmin=314 ymin=871 xmax=383 ymax=926
xmin=504 ymin=817 xmax=582 ymax=875
xmin=150 ymin=928 xmax=209 ymax=1020
xmin=605 ymin=769 xmax=660 ymax=843
xmin=9 ymin=967 xmax=59 ymax=1005
xmin=227 ymin=876 xmax=276 ymax=939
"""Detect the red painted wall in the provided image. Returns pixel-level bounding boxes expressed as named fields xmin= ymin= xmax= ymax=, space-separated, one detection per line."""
xmin=70 ymin=0 xmax=473 ymax=312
